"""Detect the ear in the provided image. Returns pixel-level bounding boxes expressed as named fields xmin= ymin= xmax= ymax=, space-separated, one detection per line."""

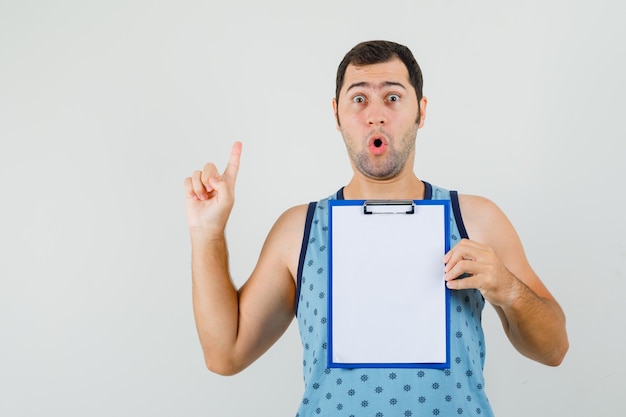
xmin=332 ymin=98 xmax=341 ymax=130
xmin=417 ymin=96 xmax=428 ymax=128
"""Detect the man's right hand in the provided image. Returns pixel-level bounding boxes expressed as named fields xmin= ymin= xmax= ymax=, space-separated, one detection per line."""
xmin=183 ymin=141 xmax=242 ymax=237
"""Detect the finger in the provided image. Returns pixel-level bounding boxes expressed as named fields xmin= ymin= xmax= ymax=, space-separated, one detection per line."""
xmin=444 ymin=244 xmax=472 ymax=272
xmin=444 ymin=238 xmax=470 ymax=263
xmin=201 ymin=162 xmax=219 ymax=191
xmin=459 ymin=239 xmax=490 ymax=255
xmin=222 ymin=141 xmax=242 ymax=181
xmin=444 ymin=239 xmax=485 ymax=267
xmin=191 ymin=170 xmax=210 ymax=200
xmin=444 ymin=259 xmax=479 ymax=281
xmin=446 ymin=273 xmax=478 ymax=290
xmin=183 ymin=177 xmax=198 ymax=199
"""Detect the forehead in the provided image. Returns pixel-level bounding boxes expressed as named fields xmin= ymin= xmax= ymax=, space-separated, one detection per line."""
xmin=341 ymin=58 xmax=412 ymax=95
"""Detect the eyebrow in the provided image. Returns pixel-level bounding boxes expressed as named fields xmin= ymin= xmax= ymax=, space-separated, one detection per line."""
xmin=345 ymin=81 xmax=408 ymax=93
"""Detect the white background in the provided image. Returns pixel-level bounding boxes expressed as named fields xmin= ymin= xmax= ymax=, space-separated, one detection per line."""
xmin=1 ymin=1 xmax=624 ymax=416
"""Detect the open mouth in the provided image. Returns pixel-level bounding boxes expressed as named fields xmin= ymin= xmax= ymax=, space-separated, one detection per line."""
xmin=368 ymin=135 xmax=387 ymax=155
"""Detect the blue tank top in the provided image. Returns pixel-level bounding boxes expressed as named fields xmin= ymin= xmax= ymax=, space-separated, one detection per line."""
xmin=294 ymin=182 xmax=494 ymax=417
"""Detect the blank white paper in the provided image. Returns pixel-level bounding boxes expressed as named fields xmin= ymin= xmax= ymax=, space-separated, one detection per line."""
xmin=329 ymin=201 xmax=448 ymax=366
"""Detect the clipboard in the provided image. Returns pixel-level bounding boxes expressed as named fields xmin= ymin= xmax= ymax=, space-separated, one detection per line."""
xmin=328 ymin=199 xmax=450 ymax=368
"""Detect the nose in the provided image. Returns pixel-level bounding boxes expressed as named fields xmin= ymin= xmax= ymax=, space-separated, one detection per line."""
xmin=367 ymin=101 xmax=387 ymax=125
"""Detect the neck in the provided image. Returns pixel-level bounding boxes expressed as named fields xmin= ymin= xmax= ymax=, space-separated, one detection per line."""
xmin=342 ymin=172 xmax=425 ymax=200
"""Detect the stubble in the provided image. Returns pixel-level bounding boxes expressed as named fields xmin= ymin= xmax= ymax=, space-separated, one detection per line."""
xmin=342 ymin=124 xmax=419 ymax=180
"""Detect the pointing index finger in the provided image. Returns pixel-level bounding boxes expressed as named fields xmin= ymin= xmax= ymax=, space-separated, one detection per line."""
xmin=223 ymin=141 xmax=242 ymax=180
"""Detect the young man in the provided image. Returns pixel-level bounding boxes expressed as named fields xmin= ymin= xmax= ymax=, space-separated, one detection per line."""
xmin=184 ymin=40 xmax=568 ymax=416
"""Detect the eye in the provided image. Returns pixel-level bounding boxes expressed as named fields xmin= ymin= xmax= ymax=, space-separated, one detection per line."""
xmin=387 ymin=94 xmax=400 ymax=102
xmin=352 ymin=95 xmax=366 ymax=103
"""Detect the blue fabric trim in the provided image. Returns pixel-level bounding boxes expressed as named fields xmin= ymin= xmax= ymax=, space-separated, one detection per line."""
xmin=295 ymin=202 xmax=317 ymax=315
xmin=423 ymin=181 xmax=433 ymax=200
xmin=337 ymin=182 xmax=432 ymax=200
xmin=450 ymin=190 xmax=469 ymax=239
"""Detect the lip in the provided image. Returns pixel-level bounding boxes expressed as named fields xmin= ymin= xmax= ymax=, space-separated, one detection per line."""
xmin=368 ymin=134 xmax=388 ymax=155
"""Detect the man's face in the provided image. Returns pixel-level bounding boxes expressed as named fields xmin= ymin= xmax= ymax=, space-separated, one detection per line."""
xmin=333 ymin=58 xmax=427 ymax=180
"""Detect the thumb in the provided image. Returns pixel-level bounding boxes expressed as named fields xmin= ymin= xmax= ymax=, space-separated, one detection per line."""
xmin=208 ymin=175 xmax=235 ymax=205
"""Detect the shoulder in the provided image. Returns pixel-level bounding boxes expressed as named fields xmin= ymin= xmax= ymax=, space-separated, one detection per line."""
xmin=457 ymin=194 xmax=516 ymax=246
xmin=271 ymin=204 xmax=310 ymax=234
xmin=264 ymin=204 xmax=310 ymax=248
xmin=266 ymin=204 xmax=308 ymax=258
xmin=457 ymin=194 xmax=503 ymax=222
xmin=260 ymin=204 xmax=310 ymax=278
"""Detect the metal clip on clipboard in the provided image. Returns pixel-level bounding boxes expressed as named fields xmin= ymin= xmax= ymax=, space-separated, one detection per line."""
xmin=363 ymin=200 xmax=415 ymax=215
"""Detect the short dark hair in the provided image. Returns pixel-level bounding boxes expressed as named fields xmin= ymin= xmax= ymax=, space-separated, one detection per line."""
xmin=335 ymin=40 xmax=424 ymax=122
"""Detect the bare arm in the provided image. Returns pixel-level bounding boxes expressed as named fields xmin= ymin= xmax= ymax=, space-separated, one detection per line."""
xmin=444 ymin=195 xmax=568 ymax=366
xmin=184 ymin=142 xmax=306 ymax=375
